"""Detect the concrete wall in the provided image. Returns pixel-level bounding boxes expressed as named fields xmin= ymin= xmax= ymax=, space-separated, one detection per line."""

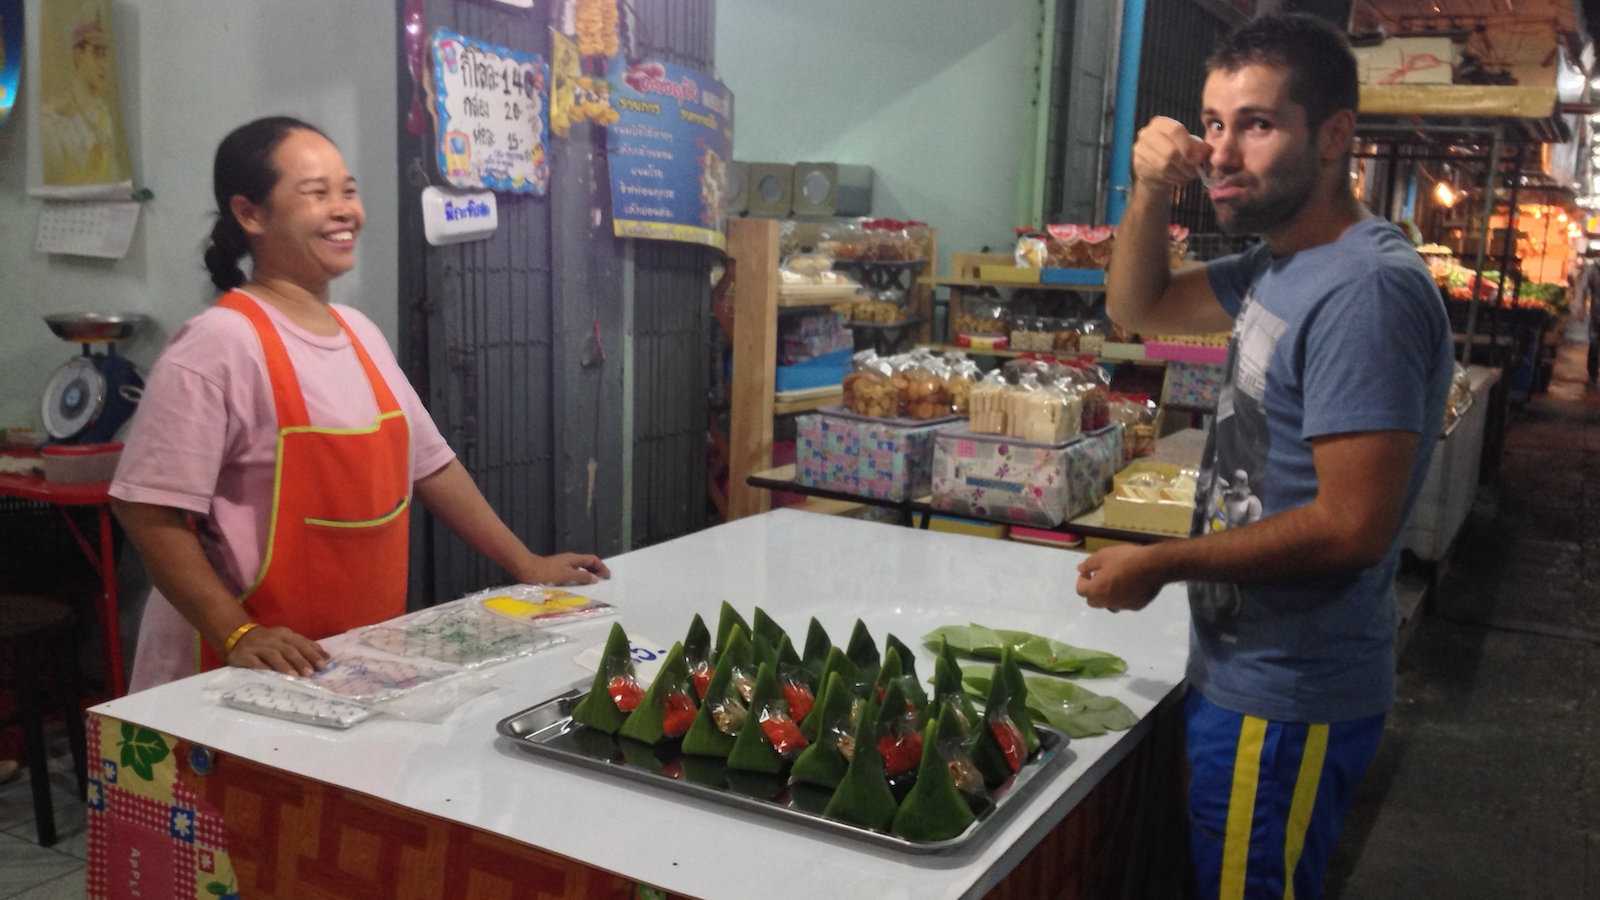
xmin=0 ymin=0 xmax=398 ymax=427
xmin=714 ymin=0 xmax=1043 ymax=273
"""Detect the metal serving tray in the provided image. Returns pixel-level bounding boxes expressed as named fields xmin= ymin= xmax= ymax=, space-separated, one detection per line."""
xmin=495 ymin=690 xmax=1074 ymax=855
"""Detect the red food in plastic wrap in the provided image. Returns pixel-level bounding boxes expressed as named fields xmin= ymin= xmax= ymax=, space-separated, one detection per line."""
xmin=782 ymin=681 xmax=815 ymax=723
xmin=608 ymin=675 xmax=643 ymax=712
xmin=759 ymin=715 xmax=809 ymax=757
xmin=877 ymin=730 xmax=924 ymax=777
xmin=689 ymin=663 xmax=712 ymax=701
xmin=990 ymin=718 xmax=1025 ymax=774
xmin=662 ymin=690 xmax=697 ymax=738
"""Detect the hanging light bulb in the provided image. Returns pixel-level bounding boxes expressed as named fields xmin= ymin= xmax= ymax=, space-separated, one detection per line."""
xmin=1434 ymin=181 xmax=1458 ymax=208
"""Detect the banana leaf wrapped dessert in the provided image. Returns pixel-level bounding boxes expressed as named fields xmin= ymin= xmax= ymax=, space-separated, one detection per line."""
xmin=970 ymin=649 xmax=1036 ymax=787
xmin=570 ymin=622 xmax=638 ymax=734
xmin=683 ymin=614 xmax=713 ymax=701
xmin=890 ymin=703 xmax=980 ymax=842
xmin=618 ymin=641 xmax=698 ymax=745
xmin=929 ymin=637 xmax=982 ymax=731
xmin=846 ymin=619 xmax=881 ymax=685
xmin=999 ymin=648 xmax=1042 ymax=757
xmin=727 ymin=661 xmax=810 ymax=775
xmin=801 ymin=647 xmax=859 ymax=743
xmin=800 ymin=618 xmax=832 ymax=678
xmin=682 ymin=625 xmax=755 ymax=758
xmin=884 ymin=633 xmax=929 ymax=710
xmin=789 ymin=670 xmax=857 ymax=790
xmin=713 ymin=602 xmax=752 ymax=659
xmin=821 ymin=679 xmax=910 ymax=831
xmin=750 ymin=606 xmax=789 ymax=651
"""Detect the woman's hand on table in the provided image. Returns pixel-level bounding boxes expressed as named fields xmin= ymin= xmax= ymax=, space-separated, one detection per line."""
xmin=226 ymin=625 xmax=330 ymax=677
xmin=520 ymin=552 xmax=611 ymax=586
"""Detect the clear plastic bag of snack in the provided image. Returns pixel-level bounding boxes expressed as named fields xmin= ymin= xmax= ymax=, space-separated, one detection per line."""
xmin=470 ymin=583 xmax=617 ymax=626
xmin=359 ymin=599 xmax=569 ymax=669
xmin=1109 ymin=393 xmax=1158 ymax=458
xmin=221 ymin=681 xmax=374 ymax=730
xmin=1078 ymin=319 xmax=1105 ymax=354
xmin=757 ymin=698 xmax=810 ymax=759
xmin=953 ymin=295 xmax=1009 ymax=338
xmin=779 ymin=664 xmax=816 ymax=724
xmin=290 ymin=652 xmax=461 ymax=705
xmin=1081 ymin=225 xmax=1116 ymax=269
xmin=1059 ymin=363 xmax=1112 ymax=432
xmin=969 ymin=370 xmax=1009 ymax=433
xmin=843 ymin=350 xmax=898 ymax=417
xmin=1015 ymin=230 xmax=1048 ymax=269
xmin=901 ymin=360 xmax=954 ymax=420
xmin=945 ymin=358 xmax=982 ymax=416
xmin=876 ymin=702 xmax=925 ymax=778
xmin=816 ymin=218 xmax=867 ymax=261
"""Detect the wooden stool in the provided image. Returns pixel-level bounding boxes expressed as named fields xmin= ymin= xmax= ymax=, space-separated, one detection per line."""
xmin=0 ymin=594 xmax=88 ymax=847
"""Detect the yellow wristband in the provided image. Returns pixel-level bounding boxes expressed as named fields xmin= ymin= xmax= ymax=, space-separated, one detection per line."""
xmin=223 ymin=622 xmax=260 ymax=655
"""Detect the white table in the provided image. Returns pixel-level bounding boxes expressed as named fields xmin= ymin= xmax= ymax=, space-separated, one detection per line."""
xmin=91 ymin=509 xmax=1191 ymax=900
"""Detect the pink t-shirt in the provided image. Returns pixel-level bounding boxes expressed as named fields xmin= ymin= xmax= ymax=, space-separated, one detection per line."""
xmin=111 ymin=291 xmax=454 ymax=691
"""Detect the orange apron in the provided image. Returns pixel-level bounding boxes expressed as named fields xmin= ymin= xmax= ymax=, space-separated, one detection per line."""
xmin=200 ymin=291 xmax=412 ymax=670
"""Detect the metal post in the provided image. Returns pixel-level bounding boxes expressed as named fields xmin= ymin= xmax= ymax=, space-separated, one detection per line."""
xmin=1105 ymin=0 xmax=1148 ymax=224
xmin=1461 ymin=126 xmax=1503 ymax=364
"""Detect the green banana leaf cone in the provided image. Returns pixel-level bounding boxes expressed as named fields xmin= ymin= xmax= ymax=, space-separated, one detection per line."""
xmin=801 ymin=617 xmax=832 ymax=678
xmin=790 ymin=670 xmax=855 ymax=789
xmin=714 ymin=602 xmax=752 ymax=659
xmin=618 ymin=642 xmax=694 ymax=746
xmin=885 ymin=633 xmax=929 ymax=709
xmin=930 ymin=638 xmax=982 ymax=729
xmin=846 ymin=619 xmax=881 ymax=685
xmin=751 ymin=606 xmax=789 ymax=650
xmin=801 ymin=647 xmax=859 ymax=742
xmin=971 ymin=660 xmax=1025 ymax=789
xmin=571 ymin=622 xmax=636 ymax=734
xmin=682 ymin=626 xmax=754 ymax=758
xmin=999 ymin=648 xmax=1042 ymax=757
xmin=822 ymin=680 xmax=908 ymax=831
xmin=727 ymin=661 xmax=793 ymax=775
xmin=891 ymin=705 xmax=979 ymax=842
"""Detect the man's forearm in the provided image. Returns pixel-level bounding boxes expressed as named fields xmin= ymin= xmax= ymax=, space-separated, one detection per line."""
xmin=1106 ymin=182 xmax=1176 ymax=331
xmin=1148 ymin=500 xmax=1388 ymax=587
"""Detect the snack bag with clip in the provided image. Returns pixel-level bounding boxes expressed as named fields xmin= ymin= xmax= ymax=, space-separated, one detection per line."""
xmin=800 ymin=617 xmax=832 ymax=679
xmin=801 ymin=646 xmax=860 ymax=742
xmin=891 ymin=703 xmax=981 ymax=842
xmin=727 ymin=661 xmax=810 ymax=774
xmin=790 ymin=670 xmax=857 ymax=789
xmin=821 ymin=684 xmax=902 ymax=831
xmin=681 ymin=625 xmax=754 ymax=758
xmin=618 ymin=641 xmax=698 ymax=745
xmin=683 ymin=613 xmax=714 ymax=701
xmin=570 ymin=622 xmax=639 ymax=734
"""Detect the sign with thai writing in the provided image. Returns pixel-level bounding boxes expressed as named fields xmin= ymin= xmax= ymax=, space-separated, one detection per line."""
xmin=429 ymin=29 xmax=549 ymax=194
xmin=606 ymin=59 xmax=733 ymax=250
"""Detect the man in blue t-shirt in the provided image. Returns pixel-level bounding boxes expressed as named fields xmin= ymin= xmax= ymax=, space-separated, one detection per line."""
xmin=1079 ymin=13 xmax=1453 ymax=900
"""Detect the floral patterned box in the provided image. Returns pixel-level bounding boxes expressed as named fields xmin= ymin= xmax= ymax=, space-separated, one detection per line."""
xmin=930 ymin=424 xmax=1124 ymax=527
xmin=795 ymin=410 xmax=961 ymax=502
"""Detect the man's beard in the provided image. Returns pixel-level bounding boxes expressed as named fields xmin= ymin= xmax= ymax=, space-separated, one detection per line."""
xmin=1212 ymin=148 xmax=1320 ymax=236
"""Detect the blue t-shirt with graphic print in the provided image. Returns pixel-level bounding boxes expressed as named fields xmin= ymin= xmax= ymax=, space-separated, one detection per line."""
xmin=1189 ymin=216 xmax=1453 ymax=724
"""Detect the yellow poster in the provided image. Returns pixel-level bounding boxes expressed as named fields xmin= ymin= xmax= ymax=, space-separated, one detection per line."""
xmin=38 ymin=0 xmax=131 ymax=194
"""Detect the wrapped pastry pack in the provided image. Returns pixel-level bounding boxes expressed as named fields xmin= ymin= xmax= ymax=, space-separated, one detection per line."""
xmin=727 ymin=661 xmax=808 ymax=774
xmin=890 ymin=702 xmax=981 ymax=842
xmin=898 ymin=359 xmax=954 ymax=420
xmin=1014 ymin=229 xmax=1048 ymax=268
xmin=952 ymin=295 xmax=1008 ymax=341
xmin=843 ymin=350 xmax=897 ymax=418
xmin=1015 ymin=380 xmax=1082 ymax=445
xmin=969 ymin=370 xmax=1009 ymax=434
xmin=1110 ymin=393 xmax=1157 ymax=459
xmin=618 ymin=641 xmax=699 ymax=745
xmin=945 ymin=357 xmax=981 ymax=416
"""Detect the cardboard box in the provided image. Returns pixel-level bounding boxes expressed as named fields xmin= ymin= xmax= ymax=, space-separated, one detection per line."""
xmin=1102 ymin=460 xmax=1197 ymax=536
xmin=930 ymin=425 xmax=1123 ymax=527
xmin=1354 ymin=37 xmax=1456 ymax=86
xmin=796 ymin=410 xmax=959 ymax=502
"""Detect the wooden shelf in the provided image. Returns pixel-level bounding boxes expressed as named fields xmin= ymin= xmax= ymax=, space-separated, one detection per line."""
xmin=922 ymin=277 xmax=1106 ymax=293
xmin=774 ymin=390 xmax=841 ymax=415
xmin=777 ymin=286 xmax=862 ymax=308
xmin=920 ymin=342 xmax=1160 ymax=365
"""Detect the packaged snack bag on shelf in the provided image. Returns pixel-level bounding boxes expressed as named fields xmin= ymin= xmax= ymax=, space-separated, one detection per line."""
xmin=900 ymin=360 xmax=954 ymax=420
xmin=842 ymin=350 xmax=897 ymax=418
xmin=1014 ymin=230 xmax=1048 ymax=269
xmin=1109 ymin=393 xmax=1157 ymax=459
xmin=969 ymin=370 xmax=1008 ymax=434
xmin=1080 ymin=225 xmax=1116 ymax=269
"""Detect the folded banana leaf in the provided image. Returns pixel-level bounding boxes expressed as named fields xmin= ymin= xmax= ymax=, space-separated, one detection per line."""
xmin=801 ymin=618 xmax=832 ymax=677
xmin=821 ymin=683 xmax=901 ymax=831
xmin=961 ymin=665 xmax=1137 ymax=738
xmin=923 ymin=623 xmax=1126 ymax=677
xmin=801 ymin=647 xmax=859 ymax=742
xmin=682 ymin=626 xmax=753 ymax=758
xmin=884 ymin=633 xmax=928 ymax=710
xmin=999 ymin=649 xmax=1041 ymax=757
xmin=570 ymin=622 xmax=635 ymax=734
xmin=928 ymin=638 xmax=982 ymax=729
xmin=890 ymin=703 xmax=978 ymax=842
xmin=790 ymin=670 xmax=854 ymax=789
xmin=618 ymin=641 xmax=693 ymax=745
xmin=751 ymin=606 xmax=789 ymax=650
xmin=846 ymin=619 xmax=881 ymax=684
xmin=684 ymin=614 xmax=712 ymax=663
xmin=714 ymin=602 xmax=752 ymax=659
xmin=726 ymin=661 xmax=786 ymax=775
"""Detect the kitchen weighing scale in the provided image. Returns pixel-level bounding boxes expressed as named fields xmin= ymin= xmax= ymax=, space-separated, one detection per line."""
xmin=39 ymin=313 xmax=149 ymax=445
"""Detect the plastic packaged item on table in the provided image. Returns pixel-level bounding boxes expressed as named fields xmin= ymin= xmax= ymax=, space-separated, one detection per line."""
xmin=290 ymin=652 xmax=462 ymax=705
xmin=1012 ymin=381 xmax=1082 ymax=446
xmin=944 ymin=358 xmax=981 ymax=416
xmin=1058 ymin=363 xmax=1111 ymax=433
xmin=930 ymin=424 xmax=1124 ymax=527
xmin=221 ymin=681 xmax=374 ymax=730
xmin=951 ymin=295 xmax=1008 ymax=341
xmin=1079 ymin=225 xmax=1116 ymax=269
xmin=842 ymin=350 xmax=898 ymax=418
xmin=968 ymin=370 xmax=1008 ymax=434
xmin=1108 ymin=394 xmax=1157 ymax=460
xmin=359 ymin=598 xmax=569 ymax=668
xmin=1014 ymin=230 xmax=1048 ymax=269
xmin=897 ymin=360 xmax=954 ymax=420
xmin=1103 ymin=460 xmax=1198 ymax=536
xmin=471 ymin=584 xmax=617 ymax=626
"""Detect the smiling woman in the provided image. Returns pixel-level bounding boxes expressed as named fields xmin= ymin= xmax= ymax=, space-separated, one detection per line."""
xmin=106 ymin=117 xmax=611 ymax=692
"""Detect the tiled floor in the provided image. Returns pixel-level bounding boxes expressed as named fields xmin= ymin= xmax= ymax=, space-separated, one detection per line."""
xmin=0 ymin=730 xmax=86 ymax=900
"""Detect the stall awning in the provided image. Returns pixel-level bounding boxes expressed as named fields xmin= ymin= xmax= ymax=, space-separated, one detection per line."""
xmin=1360 ymin=84 xmax=1561 ymax=127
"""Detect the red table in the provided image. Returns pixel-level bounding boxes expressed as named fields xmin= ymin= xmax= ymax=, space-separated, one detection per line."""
xmin=0 ymin=471 xmax=126 ymax=696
